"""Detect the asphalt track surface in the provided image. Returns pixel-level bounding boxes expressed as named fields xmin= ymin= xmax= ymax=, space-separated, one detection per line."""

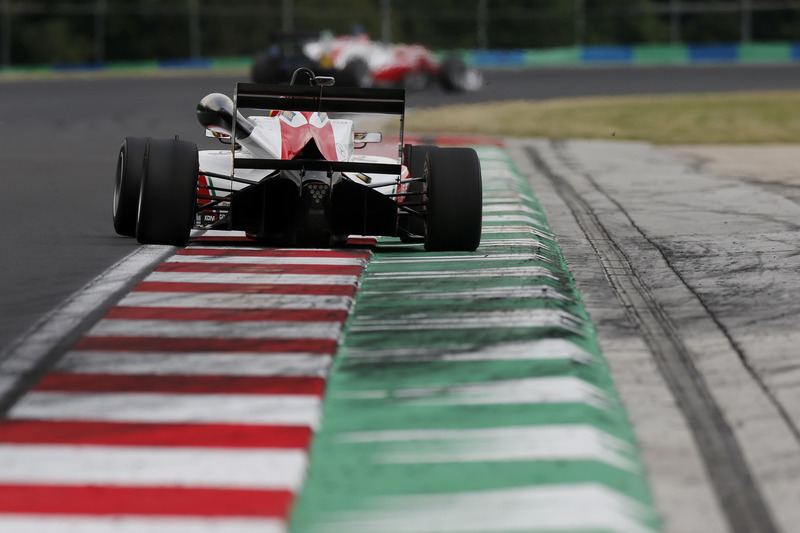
xmin=2 ymin=64 xmax=800 ymax=533
xmin=3 ymin=64 xmax=800 ymax=355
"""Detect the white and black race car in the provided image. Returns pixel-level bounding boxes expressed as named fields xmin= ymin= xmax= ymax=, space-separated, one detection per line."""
xmin=113 ymin=68 xmax=482 ymax=251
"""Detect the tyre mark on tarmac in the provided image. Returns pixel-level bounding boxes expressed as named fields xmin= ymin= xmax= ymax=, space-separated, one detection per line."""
xmin=550 ymin=143 xmax=800 ymax=447
xmin=525 ymin=142 xmax=778 ymax=533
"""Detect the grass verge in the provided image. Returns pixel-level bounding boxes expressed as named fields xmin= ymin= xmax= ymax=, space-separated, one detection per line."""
xmin=406 ymin=91 xmax=800 ymax=144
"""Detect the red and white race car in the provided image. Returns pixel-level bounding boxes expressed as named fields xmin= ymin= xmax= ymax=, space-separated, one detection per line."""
xmin=113 ymin=68 xmax=483 ymax=250
xmin=252 ymin=33 xmax=482 ymax=93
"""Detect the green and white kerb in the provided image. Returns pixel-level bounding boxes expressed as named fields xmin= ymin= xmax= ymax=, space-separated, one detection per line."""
xmin=291 ymin=145 xmax=661 ymax=533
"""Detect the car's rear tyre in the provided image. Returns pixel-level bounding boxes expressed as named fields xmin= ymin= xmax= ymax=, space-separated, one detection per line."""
xmin=136 ymin=138 xmax=198 ymax=246
xmin=251 ymin=51 xmax=284 ymax=84
xmin=439 ymin=55 xmax=468 ymax=92
xmin=340 ymin=58 xmax=372 ymax=87
xmin=424 ymin=147 xmax=482 ymax=252
xmin=399 ymin=144 xmax=438 ymax=242
xmin=113 ymin=137 xmax=149 ymax=237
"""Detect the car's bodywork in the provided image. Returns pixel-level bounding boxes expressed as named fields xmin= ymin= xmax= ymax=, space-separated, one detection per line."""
xmin=113 ymin=69 xmax=483 ymax=251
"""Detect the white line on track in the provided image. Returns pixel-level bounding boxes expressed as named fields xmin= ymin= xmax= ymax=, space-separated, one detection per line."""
xmin=359 ymin=286 xmax=571 ymax=301
xmin=118 ymin=292 xmax=353 ymax=310
xmin=166 ymin=255 xmax=367 ymax=267
xmin=145 ymin=271 xmax=360 ymax=285
xmin=0 ymin=245 xmax=176 ymax=407
xmin=482 ymin=225 xmax=554 ymax=238
xmin=482 ymin=215 xmax=544 ymax=225
xmin=87 ymin=319 xmax=343 ymax=339
xmin=9 ymin=392 xmax=321 ymax=426
xmin=0 ymin=445 xmax=307 ymax=489
xmin=55 ymin=352 xmax=333 ymax=377
xmin=335 ymin=425 xmax=637 ymax=470
xmin=476 ymin=239 xmax=547 ymax=248
xmin=375 ymin=253 xmax=551 ymax=264
xmin=336 ymin=376 xmax=611 ymax=409
xmin=342 ymin=339 xmax=596 ymax=364
xmin=482 ymin=204 xmax=539 ymax=214
xmin=349 ymin=309 xmax=584 ymax=334
xmin=303 ymin=483 xmax=657 ymax=533
xmin=367 ymin=267 xmax=558 ymax=280
xmin=0 ymin=517 xmax=287 ymax=533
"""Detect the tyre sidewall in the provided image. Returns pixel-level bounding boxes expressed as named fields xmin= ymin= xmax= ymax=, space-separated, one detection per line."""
xmin=136 ymin=138 xmax=198 ymax=246
xmin=424 ymin=147 xmax=482 ymax=251
xmin=113 ymin=136 xmax=149 ymax=237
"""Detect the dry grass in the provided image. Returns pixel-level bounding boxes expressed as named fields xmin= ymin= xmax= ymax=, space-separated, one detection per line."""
xmin=406 ymin=91 xmax=800 ymax=144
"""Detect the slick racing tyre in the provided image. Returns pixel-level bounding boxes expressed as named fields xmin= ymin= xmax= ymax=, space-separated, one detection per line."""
xmin=438 ymin=55 xmax=468 ymax=92
xmin=424 ymin=147 xmax=482 ymax=252
xmin=113 ymin=136 xmax=149 ymax=237
xmin=340 ymin=58 xmax=372 ymax=88
xmin=136 ymin=138 xmax=198 ymax=246
xmin=399 ymin=144 xmax=438 ymax=242
xmin=251 ymin=51 xmax=285 ymax=84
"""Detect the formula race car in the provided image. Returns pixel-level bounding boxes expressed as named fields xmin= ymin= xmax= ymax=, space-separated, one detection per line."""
xmin=113 ymin=68 xmax=482 ymax=251
xmin=252 ymin=32 xmax=482 ymax=93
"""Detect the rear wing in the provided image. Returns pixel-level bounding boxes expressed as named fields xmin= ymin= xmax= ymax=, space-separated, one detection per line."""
xmin=232 ymin=82 xmax=405 ymax=175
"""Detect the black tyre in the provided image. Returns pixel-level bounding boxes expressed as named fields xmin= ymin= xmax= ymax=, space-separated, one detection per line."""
xmin=340 ymin=58 xmax=372 ymax=87
xmin=438 ymin=55 xmax=468 ymax=92
xmin=424 ymin=147 xmax=482 ymax=252
xmin=399 ymin=144 xmax=438 ymax=242
xmin=251 ymin=51 xmax=285 ymax=84
xmin=136 ymin=138 xmax=199 ymax=246
xmin=403 ymin=69 xmax=433 ymax=91
xmin=113 ymin=136 xmax=149 ymax=237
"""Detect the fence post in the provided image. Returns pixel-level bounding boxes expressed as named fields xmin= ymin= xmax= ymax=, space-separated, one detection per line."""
xmin=282 ymin=0 xmax=293 ymax=34
xmin=189 ymin=0 xmax=200 ymax=59
xmin=1 ymin=0 xmax=10 ymax=67
xmin=380 ymin=0 xmax=391 ymax=43
xmin=670 ymin=0 xmax=681 ymax=44
xmin=741 ymin=0 xmax=752 ymax=43
xmin=574 ymin=0 xmax=585 ymax=46
xmin=94 ymin=0 xmax=106 ymax=64
xmin=477 ymin=0 xmax=488 ymax=50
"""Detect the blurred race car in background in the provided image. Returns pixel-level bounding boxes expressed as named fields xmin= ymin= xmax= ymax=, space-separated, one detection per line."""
xmin=252 ymin=31 xmax=482 ymax=93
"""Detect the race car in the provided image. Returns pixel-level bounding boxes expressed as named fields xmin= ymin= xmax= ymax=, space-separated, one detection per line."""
xmin=252 ymin=32 xmax=482 ymax=93
xmin=112 ymin=67 xmax=482 ymax=251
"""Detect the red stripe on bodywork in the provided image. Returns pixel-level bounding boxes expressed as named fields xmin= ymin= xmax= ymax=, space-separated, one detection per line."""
xmin=155 ymin=262 xmax=363 ymax=276
xmin=0 ymin=485 xmax=293 ymax=517
xmin=0 ymin=420 xmax=312 ymax=448
xmin=73 ymin=337 xmax=337 ymax=354
xmin=197 ymin=174 xmax=212 ymax=206
xmin=132 ymin=282 xmax=358 ymax=296
xmin=105 ymin=307 xmax=348 ymax=322
xmin=33 ymin=374 xmax=326 ymax=396
xmin=279 ymin=112 xmax=338 ymax=161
